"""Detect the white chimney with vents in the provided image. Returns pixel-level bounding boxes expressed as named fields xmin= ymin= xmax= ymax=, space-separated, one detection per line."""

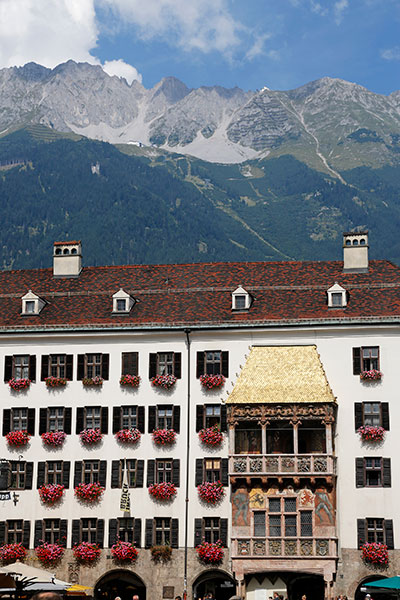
xmin=53 ymin=241 xmax=82 ymax=277
xmin=343 ymin=231 xmax=368 ymax=272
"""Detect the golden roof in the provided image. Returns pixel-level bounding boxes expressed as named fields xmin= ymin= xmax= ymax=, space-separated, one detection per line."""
xmin=227 ymin=345 xmax=335 ymax=404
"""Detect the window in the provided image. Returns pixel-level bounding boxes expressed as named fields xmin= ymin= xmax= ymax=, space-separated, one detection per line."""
xmin=148 ymin=405 xmax=180 ymax=433
xmin=195 ymin=458 xmax=228 ymax=487
xmin=3 ymin=407 xmax=35 ymax=436
xmin=266 ymin=421 xmax=294 ymax=454
xmin=48 ymin=408 xmax=65 ymax=432
xmin=231 ymin=286 xmax=252 ymax=311
xmin=112 ymin=289 xmax=134 ymax=313
xmin=37 ymin=461 xmax=69 ymax=489
xmin=43 ymin=519 xmax=61 ymax=544
xmin=234 ymin=295 xmax=246 ymax=310
xmin=117 ymin=299 xmax=127 ymax=312
xmin=12 ymin=408 xmax=28 ymax=431
xmin=111 ymin=459 xmax=144 ymax=489
xmin=156 ymin=406 xmax=173 ymax=429
xmin=25 ymin=301 xmax=35 ymax=313
xmin=113 ymin=406 xmax=144 ymax=434
xmin=147 ymin=459 xmax=179 ymax=488
xmin=6 ymin=520 xmax=24 ymax=543
xmin=83 ymin=460 xmax=100 ymax=484
xmin=363 ymin=402 xmax=381 ymax=426
xmin=355 ymin=402 xmax=389 ymax=430
xmin=155 ymin=517 xmax=171 ymax=545
xmin=117 ymin=518 xmax=135 ymax=543
xmin=365 ymin=458 xmax=382 ymax=487
xmin=76 ymin=406 xmax=108 ymax=434
xmin=203 ymin=517 xmax=221 ymax=543
xmin=84 ymin=407 xmax=101 ymax=429
xmin=300 ymin=511 xmax=313 ymax=537
xmin=77 ymin=353 xmax=109 ymax=380
xmin=254 ymin=512 xmax=266 ymax=537
xmin=41 ymin=355 xmax=73 ymax=381
xmin=86 ymin=354 xmax=102 ymax=378
xmin=204 ymin=459 xmax=221 ymax=483
xmin=13 ymin=356 xmax=29 ymax=379
xmin=358 ymin=518 xmax=394 ymax=549
xmin=156 ymin=460 xmax=172 ymax=484
xmin=81 ymin=518 xmax=99 ymax=543
xmin=125 ymin=460 xmax=138 ymax=487
xmin=158 ymin=353 xmax=173 ymax=375
xmin=122 ymin=406 xmax=138 ymax=429
xmin=327 ymin=283 xmax=347 ymax=308
xmin=121 ymin=352 xmax=138 ymax=376
xmin=356 ymin=457 xmax=391 ymax=488
xmin=49 ymin=355 xmax=66 ymax=378
xmin=8 ymin=462 xmax=29 ymax=490
xmin=266 ymin=497 xmax=311 ymax=538
xmin=196 ymin=351 xmax=228 ymax=378
xmin=21 ymin=291 xmax=45 ymax=315
xmin=367 ymin=518 xmax=384 ymax=542
xmin=4 ymin=355 xmax=36 ymax=382
xmin=149 ymin=352 xmax=181 ymax=378
xmin=298 ymin=421 xmax=326 ymax=454
xmin=235 ymin=422 xmax=262 ymax=454
xmin=353 ymin=347 xmax=380 ymax=374
xmin=196 ymin=404 xmax=227 ymax=432
xmin=46 ymin=461 xmax=63 ymax=485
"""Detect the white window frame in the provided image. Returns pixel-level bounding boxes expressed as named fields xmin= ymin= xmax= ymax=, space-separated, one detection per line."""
xmin=21 ymin=290 xmax=46 ymax=315
xmin=327 ymin=282 xmax=347 ymax=308
xmin=112 ymin=289 xmax=135 ymax=313
xmin=232 ymin=286 xmax=252 ymax=311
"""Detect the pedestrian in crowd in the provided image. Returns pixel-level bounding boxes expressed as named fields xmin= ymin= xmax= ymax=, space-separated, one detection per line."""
xmin=133 ymin=594 xmax=140 ymax=600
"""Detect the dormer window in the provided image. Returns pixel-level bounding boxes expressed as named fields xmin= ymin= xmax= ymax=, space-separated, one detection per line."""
xmin=327 ymin=283 xmax=347 ymax=308
xmin=21 ymin=290 xmax=46 ymax=315
xmin=112 ymin=289 xmax=135 ymax=314
xmin=232 ymin=286 xmax=252 ymax=311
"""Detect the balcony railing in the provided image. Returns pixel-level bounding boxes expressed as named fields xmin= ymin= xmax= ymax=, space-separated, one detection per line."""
xmin=232 ymin=536 xmax=337 ymax=559
xmin=230 ymin=454 xmax=335 ymax=476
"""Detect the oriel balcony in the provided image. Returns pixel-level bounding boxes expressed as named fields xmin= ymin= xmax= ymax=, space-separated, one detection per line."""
xmin=230 ymin=454 xmax=336 ymax=477
xmin=231 ymin=536 xmax=338 ymax=559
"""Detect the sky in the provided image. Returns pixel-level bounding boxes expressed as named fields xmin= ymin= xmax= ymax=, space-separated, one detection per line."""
xmin=0 ymin=0 xmax=399 ymax=94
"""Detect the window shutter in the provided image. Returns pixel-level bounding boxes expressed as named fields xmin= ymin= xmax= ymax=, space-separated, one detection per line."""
xmin=353 ymin=347 xmax=361 ymax=375
xmin=195 ymin=459 xmax=203 ymax=487
xmin=147 ymin=460 xmax=155 ymax=487
xmin=101 ymin=354 xmax=109 ymax=380
xmin=59 ymin=520 xmax=68 ymax=547
xmin=39 ymin=408 xmax=47 ymax=435
xmin=71 ymin=520 xmax=80 ymax=546
xmin=77 ymin=355 xmax=85 ymax=380
xmin=194 ymin=518 xmax=202 ymax=547
xmin=220 ymin=405 xmax=227 ymax=432
xmin=354 ymin=403 xmax=363 ymax=430
xmin=2 ymin=410 xmax=11 ymax=436
xmin=171 ymin=519 xmax=179 ymax=548
xmin=29 ymin=355 xmax=36 ymax=382
xmin=173 ymin=406 xmax=180 ymax=433
xmin=172 ymin=460 xmax=180 ymax=488
xmin=27 ymin=408 xmax=35 ymax=435
xmin=37 ymin=463 xmax=45 ymax=488
xmin=355 ymin=458 xmax=364 ymax=488
xmin=221 ymin=458 xmax=229 ymax=486
xmin=4 ymin=356 xmax=12 ymax=382
xmin=113 ymin=407 xmax=121 ymax=434
xmin=22 ymin=521 xmax=30 ymax=549
xmin=136 ymin=460 xmax=144 ymax=488
xmin=382 ymin=403 xmax=390 ymax=431
xmin=221 ymin=351 xmax=229 ymax=377
xmin=196 ymin=406 xmax=204 ymax=432
xmin=122 ymin=352 xmax=138 ymax=376
xmin=41 ymin=356 xmax=49 ymax=381
xmin=66 ymin=355 xmax=73 ymax=381
xmin=76 ymin=408 xmax=84 ymax=434
xmin=64 ymin=408 xmax=72 ymax=435
xmin=138 ymin=406 xmax=145 ymax=433
xmin=25 ymin=463 xmax=33 ymax=489
xmin=220 ymin=518 xmax=228 ymax=547
xmin=97 ymin=520 xmax=105 ymax=548
xmin=100 ymin=407 xmax=108 ymax=434
xmin=149 ymin=354 xmax=157 ymax=379
xmin=0 ymin=522 xmax=5 ymax=545
xmin=63 ymin=462 xmax=70 ymax=489
xmin=385 ymin=519 xmax=394 ymax=549
xmin=174 ymin=353 xmax=181 ymax=379
xmin=111 ymin=461 xmax=120 ymax=488
xmin=34 ymin=520 xmax=43 ymax=547
xmin=196 ymin=352 xmax=204 ymax=378
xmin=108 ymin=519 xmax=118 ymax=547
xmin=134 ymin=518 xmax=142 ymax=548
xmin=74 ymin=462 xmax=83 ymax=488
xmin=383 ymin=458 xmax=391 ymax=487
xmin=145 ymin=519 xmax=153 ymax=548
xmin=148 ymin=407 xmax=156 ymax=433
xmin=99 ymin=461 xmax=107 ymax=487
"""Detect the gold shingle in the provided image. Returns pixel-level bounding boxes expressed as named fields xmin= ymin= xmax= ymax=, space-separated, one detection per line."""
xmin=227 ymin=346 xmax=335 ymax=404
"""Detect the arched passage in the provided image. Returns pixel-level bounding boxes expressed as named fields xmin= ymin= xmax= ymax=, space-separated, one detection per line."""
xmin=288 ymin=573 xmax=325 ymax=600
xmin=94 ymin=569 xmax=146 ymax=600
xmin=355 ymin=575 xmax=391 ymax=600
xmin=193 ymin=569 xmax=236 ymax=600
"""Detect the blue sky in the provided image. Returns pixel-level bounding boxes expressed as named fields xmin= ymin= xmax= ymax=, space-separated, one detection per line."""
xmin=0 ymin=0 xmax=399 ymax=94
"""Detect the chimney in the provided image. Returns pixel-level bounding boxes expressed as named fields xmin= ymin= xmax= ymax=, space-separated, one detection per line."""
xmin=343 ymin=231 xmax=368 ymax=272
xmin=53 ymin=241 xmax=82 ymax=277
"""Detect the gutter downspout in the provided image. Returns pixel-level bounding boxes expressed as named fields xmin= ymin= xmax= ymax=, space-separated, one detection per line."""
xmin=183 ymin=328 xmax=191 ymax=600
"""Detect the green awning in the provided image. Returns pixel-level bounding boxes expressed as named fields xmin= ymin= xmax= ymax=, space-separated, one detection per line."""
xmin=365 ymin=577 xmax=400 ymax=590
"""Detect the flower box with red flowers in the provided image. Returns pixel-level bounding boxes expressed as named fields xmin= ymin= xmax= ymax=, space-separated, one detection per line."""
xmin=120 ymin=374 xmax=141 ymax=388
xmin=8 ymin=378 xmax=30 ymax=391
xmin=6 ymin=430 xmax=30 ymax=447
xmin=360 ymin=370 xmax=382 ymax=381
xmin=200 ymin=374 xmax=226 ymax=390
xmin=198 ymin=481 xmax=224 ymax=504
xmin=39 ymin=483 xmax=65 ymax=504
xmin=82 ymin=376 xmax=103 ymax=387
xmin=35 ymin=542 xmax=65 ymax=565
xmin=151 ymin=374 xmax=177 ymax=390
xmin=361 ymin=542 xmax=389 ymax=565
xmin=358 ymin=426 xmax=385 ymax=442
xmin=45 ymin=376 xmax=67 ymax=388
xmin=74 ymin=482 xmax=104 ymax=502
xmin=196 ymin=540 xmax=224 ymax=564
xmin=111 ymin=540 xmax=138 ymax=563
xmin=150 ymin=544 xmax=172 ymax=563
xmin=199 ymin=425 xmax=223 ymax=447
xmin=115 ymin=428 xmax=141 ymax=444
xmin=148 ymin=482 xmax=177 ymax=501
xmin=73 ymin=542 xmax=101 ymax=563
xmin=152 ymin=429 xmax=176 ymax=446
xmin=79 ymin=428 xmax=103 ymax=445
xmin=41 ymin=431 xmax=67 ymax=447
xmin=0 ymin=542 xmax=27 ymax=564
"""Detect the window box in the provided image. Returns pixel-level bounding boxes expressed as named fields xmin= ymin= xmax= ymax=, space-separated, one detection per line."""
xmin=8 ymin=378 xmax=31 ymax=391
xmin=152 ymin=429 xmax=176 ymax=446
xmin=5 ymin=430 xmax=30 ymax=447
xmin=150 ymin=544 xmax=172 ymax=563
xmin=148 ymin=482 xmax=177 ymax=501
xmin=73 ymin=542 xmax=101 ymax=563
xmin=196 ymin=540 xmax=224 ymax=564
xmin=151 ymin=374 xmax=177 ymax=390
xmin=361 ymin=542 xmax=389 ymax=566
xmin=74 ymin=482 xmax=104 ymax=503
xmin=200 ymin=374 xmax=225 ymax=390
xmin=39 ymin=484 xmax=65 ymax=505
xmin=45 ymin=376 xmax=67 ymax=388
xmin=199 ymin=425 xmax=224 ymax=447
xmin=79 ymin=428 xmax=103 ymax=445
xmin=0 ymin=542 xmax=27 ymax=564
xmin=115 ymin=428 xmax=141 ymax=444
xmin=358 ymin=426 xmax=385 ymax=442
xmin=41 ymin=431 xmax=67 ymax=447
xmin=120 ymin=374 xmax=141 ymax=387
xmin=110 ymin=540 xmax=138 ymax=563
xmin=360 ymin=370 xmax=382 ymax=381
xmin=198 ymin=481 xmax=224 ymax=504
xmin=82 ymin=376 xmax=104 ymax=387
xmin=35 ymin=542 xmax=65 ymax=565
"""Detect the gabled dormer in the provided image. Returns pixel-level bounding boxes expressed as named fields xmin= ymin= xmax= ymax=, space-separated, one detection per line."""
xmin=232 ymin=286 xmax=252 ymax=311
xmin=21 ymin=290 xmax=46 ymax=315
xmin=112 ymin=289 xmax=135 ymax=314
xmin=327 ymin=283 xmax=347 ymax=308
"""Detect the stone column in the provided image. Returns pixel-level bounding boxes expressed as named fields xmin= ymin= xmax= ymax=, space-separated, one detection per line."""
xmin=325 ymin=422 xmax=333 ymax=455
xmin=229 ymin=424 xmax=236 ymax=455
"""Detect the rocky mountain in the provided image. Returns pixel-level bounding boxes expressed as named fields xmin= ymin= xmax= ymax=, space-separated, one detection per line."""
xmin=2 ymin=61 xmax=400 ymax=171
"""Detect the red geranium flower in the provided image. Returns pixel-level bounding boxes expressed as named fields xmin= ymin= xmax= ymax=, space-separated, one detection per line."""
xmin=151 ymin=375 xmax=177 ymax=390
xmin=39 ymin=484 xmax=65 ymax=504
xmin=152 ymin=429 xmax=176 ymax=445
xmin=0 ymin=543 xmax=27 ymax=564
xmin=120 ymin=374 xmax=141 ymax=387
xmin=74 ymin=482 xmax=104 ymax=502
xmin=199 ymin=374 xmax=225 ymax=389
xmin=73 ymin=542 xmax=101 ymax=563
xmin=6 ymin=430 xmax=30 ymax=447
xmin=199 ymin=425 xmax=223 ymax=446
xmin=35 ymin=542 xmax=64 ymax=565
xmin=148 ymin=482 xmax=177 ymax=501
xmin=196 ymin=540 xmax=224 ymax=564
xmin=198 ymin=481 xmax=224 ymax=504
xmin=41 ymin=431 xmax=67 ymax=447
xmin=115 ymin=428 xmax=141 ymax=443
xmin=361 ymin=542 xmax=389 ymax=565
xmin=111 ymin=540 xmax=138 ymax=562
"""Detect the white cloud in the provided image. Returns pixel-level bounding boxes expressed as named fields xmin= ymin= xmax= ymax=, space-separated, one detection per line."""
xmin=310 ymin=1 xmax=328 ymax=16
xmin=333 ymin=0 xmax=349 ymax=24
xmin=381 ymin=46 xmax=400 ymax=61
xmin=103 ymin=59 xmax=142 ymax=84
xmin=245 ymin=34 xmax=271 ymax=61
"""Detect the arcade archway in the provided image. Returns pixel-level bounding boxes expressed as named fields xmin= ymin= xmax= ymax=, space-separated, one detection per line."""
xmin=94 ymin=569 xmax=146 ymax=600
xmin=355 ymin=575 xmax=391 ymax=600
xmin=193 ymin=569 xmax=236 ymax=600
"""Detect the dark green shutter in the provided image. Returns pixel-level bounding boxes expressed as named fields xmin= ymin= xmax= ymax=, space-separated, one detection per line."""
xmin=39 ymin=408 xmax=47 ymax=435
xmin=76 ymin=408 xmax=84 ymax=434
xmin=221 ymin=351 xmax=229 ymax=377
xmin=66 ymin=355 xmax=73 ymax=380
xmin=101 ymin=407 xmax=108 ymax=433
xmin=37 ymin=462 xmax=45 ymax=488
xmin=353 ymin=347 xmax=361 ymax=375
xmin=220 ymin=518 xmax=228 ymax=547
xmin=196 ymin=352 xmax=204 ymax=378
xmin=41 ymin=356 xmax=49 ymax=381
xmin=2 ymin=410 xmax=11 ymax=436
xmin=149 ymin=354 xmax=157 ymax=379
xmin=59 ymin=520 xmax=68 ymax=547
xmin=4 ymin=356 xmax=12 ymax=382
xmin=385 ymin=519 xmax=394 ymax=549
xmin=173 ymin=406 xmax=180 ymax=433
xmin=22 ymin=521 xmax=30 ymax=549
xmin=108 ymin=519 xmax=118 ymax=547
xmin=101 ymin=355 xmax=109 ymax=380
xmin=171 ymin=519 xmax=179 ymax=548
xmin=74 ymin=462 xmax=83 ymax=487
xmin=64 ymin=408 xmax=72 ymax=435
xmin=148 ymin=407 xmax=156 ymax=433
xmin=25 ymin=463 xmax=33 ymax=489
xmin=355 ymin=458 xmax=364 ymax=488
xmin=354 ymin=403 xmax=363 ymax=430
xmin=134 ymin=519 xmax=142 ymax=548
xmin=382 ymin=403 xmax=390 ymax=430
xmin=383 ymin=458 xmax=391 ymax=487
xmin=145 ymin=519 xmax=153 ymax=548
xmin=63 ymin=462 xmax=70 ymax=489
xmin=34 ymin=520 xmax=43 ymax=547
xmin=174 ymin=353 xmax=181 ymax=378
xmin=71 ymin=520 xmax=80 ymax=546
xmin=195 ymin=459 xmax=203 ymax=486
xmin=99 ymin=461 xmax=107 ymax=487
xmin=111 ymin=461 xmax=120 ymax=488
xmin=27 ymin=409 xmax=35 ymax=435
xmin=172 ymin=460 xmax=180 ymax=488
xmin=97 ymin=519 xmax=104 ymax=548
xmin=29 ymin=356 xmax=36 ymax=382
xmin=113 ymin=407 xmax=121 ymax=434
xmin=77 ymin=355 xmax=85 ymax=380
xmin=220 ymin=405 xmax=227 ymax=432
xmin=221 ymin=458 xmax=229 ymax=486
xmin=194 ymin=519 xmax=202 ymax=546
xmin=196 ymin=406 xmax=204 ymax=432
xmin=136 ymin=460 xmax=144 ymax=488
xmin=147 ymin=460 xmax=155 ymax=487
xmin=138 ymin=406 xmax=145 ymax=433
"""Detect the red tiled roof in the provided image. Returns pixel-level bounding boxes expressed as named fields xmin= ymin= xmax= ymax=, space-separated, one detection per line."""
xmin=0 ymin=259 xmax=399 ymax=330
